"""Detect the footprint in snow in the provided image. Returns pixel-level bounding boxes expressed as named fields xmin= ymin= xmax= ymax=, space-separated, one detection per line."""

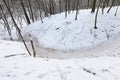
xmin=38 ymin=74 xmax=46 ymax=78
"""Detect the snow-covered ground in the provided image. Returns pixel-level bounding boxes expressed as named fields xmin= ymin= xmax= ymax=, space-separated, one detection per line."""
xmin=0 ymin=40 xmax=120 ymax=80
xmin=1 ymin=7 xmax=120 ymax=80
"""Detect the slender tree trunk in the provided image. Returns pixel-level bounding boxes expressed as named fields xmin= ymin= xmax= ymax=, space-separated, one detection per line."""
xmin=94 ymin=0 xmax=101 ymax=29
xmin=67 ymin=0 xmax=71 ymax=13
xmin=59 ymin=0 xmax=62 ymax=13
xmin=29 ymin=34 xmax=36 ymax=57
xmin=106 ymin=0 xmax=110 ymax=7
xmin=28 ymin=0 xmax=34 ymax=22
xmin=102 ymin=0 xmax=106 ymax=14
xmin=41 ymin=0 xmax=49 ymax=17
xmin=65 ymin=0 xmax=68 ymax=18
xmin=75 ymin=0 xmax=79 ymax=20
xmin=3 ymin=0 xmax=31 ymax=56
xmin=114 ymin=6 xmax=119 ymax=16
xmin=36 ymin=0 xmax=43 ymax=23
xmin=20 ymin=0 xmax=31 ymax=25
xmin=107 ymin=0 xmax=115 ymax=13
xmin=91 ymin=0 xmax=97 ymax=13
xmin=87 ymin=0 xmax=90 ymax=9
xmin=0 ymin=4 xmax=13 ymax=40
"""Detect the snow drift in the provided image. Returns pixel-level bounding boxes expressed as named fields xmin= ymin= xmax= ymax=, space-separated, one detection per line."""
xmin=23 ymin=7 xmax=120 ymax=51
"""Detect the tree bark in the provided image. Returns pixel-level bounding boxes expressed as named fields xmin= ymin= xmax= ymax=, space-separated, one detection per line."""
xmin=20 ymin=0 xmax=31 ymax=25
xmin=91 ymin=0 xmax=97 ymax=13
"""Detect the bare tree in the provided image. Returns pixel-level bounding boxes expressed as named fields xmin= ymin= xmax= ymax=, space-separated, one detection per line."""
xmin=0 ymin=4 xmax=13 ymax=40
xmin=107 ymin=0 xmax=115 ymax=13
xmin=114 ymin=6 xmax=119 ymax=16
xmin=65 ymin=0 xmax=68 ymax=18
xmin=94 ymin=0 xmax=101 ymax=29
xmin=91 ymin=0 xmax=97 ymax=13
xmin=75 ymin=0 xmax=79 ymax=20
xmin=3 ymin=0 xmax=31 ymax=56
xmin=20 ymin=0 xmax=31 ymax=25
xmin=28 ymin=0 xmax=34 ymax=22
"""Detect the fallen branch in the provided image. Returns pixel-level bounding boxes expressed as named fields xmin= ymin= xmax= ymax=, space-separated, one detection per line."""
xmin=82 ymin=67 xmax=96 ymax=75
xmin=4 ymin=53 xmax=25 ymax=58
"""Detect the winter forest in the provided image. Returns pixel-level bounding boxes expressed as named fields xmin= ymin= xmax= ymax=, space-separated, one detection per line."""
xmin=0 ymin=0 xmax=120 ymax=80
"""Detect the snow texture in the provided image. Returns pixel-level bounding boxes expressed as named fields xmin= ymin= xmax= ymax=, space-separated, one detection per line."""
xmin=0 ymin=7 xmax=120 ymax=80
xmin=0 ymin=40 xmax=120 ymax=80
xmin=23 ymin=7 xmax=120 ymax=50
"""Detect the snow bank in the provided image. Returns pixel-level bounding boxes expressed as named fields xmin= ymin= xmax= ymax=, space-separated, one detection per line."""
xmin=23 ymin=7 xmax=120 ymax=51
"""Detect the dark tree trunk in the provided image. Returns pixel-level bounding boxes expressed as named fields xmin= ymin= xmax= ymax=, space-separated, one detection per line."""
xmin=91 ymin=0 xmax=97 ymax=13
xmin=20 ymin=0 xmax=31 ymax=25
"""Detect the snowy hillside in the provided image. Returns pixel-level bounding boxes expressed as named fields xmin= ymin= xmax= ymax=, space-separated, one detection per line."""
xmin=23 ymin=7 xmax=120 ymax=50
xmin=1 ymin=5 xmax=120 ymax=80
xmin=1 ymin=0 xmax=120 ymax=79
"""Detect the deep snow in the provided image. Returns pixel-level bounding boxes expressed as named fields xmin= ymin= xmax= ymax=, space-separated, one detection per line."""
xmin=23 ymin=7 xmax=120 ymax=51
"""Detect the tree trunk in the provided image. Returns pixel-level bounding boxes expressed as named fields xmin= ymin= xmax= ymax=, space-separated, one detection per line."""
xmin=3 ymin=0 xmax=31 ymax=56
xmin=28 ymin=0 xmax=34 ymax=22
xmin=94 ymin=0 xmax=101 ymax=29
xmin=107 ymin=0 xmax=115 ymax=13
xmin=20 ymin=0 xmax=31 ymax=25
xmin=75 ymin=0 xmax=79 ymax=20
xmin=91 ymin=0 xmax=97 ymax=13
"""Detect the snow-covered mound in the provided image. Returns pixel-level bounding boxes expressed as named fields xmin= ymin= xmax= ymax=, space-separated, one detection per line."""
xmin=23 ymin=7 xmax=120 ymax=50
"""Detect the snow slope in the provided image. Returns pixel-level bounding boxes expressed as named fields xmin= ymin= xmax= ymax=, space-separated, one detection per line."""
xmin=0 ymin=40 xmax=120 ymax=80
xmin=27 ymin=35 xmax=120 ymax=59
xmin=23 ymin=7 xmax=120 ymax=50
